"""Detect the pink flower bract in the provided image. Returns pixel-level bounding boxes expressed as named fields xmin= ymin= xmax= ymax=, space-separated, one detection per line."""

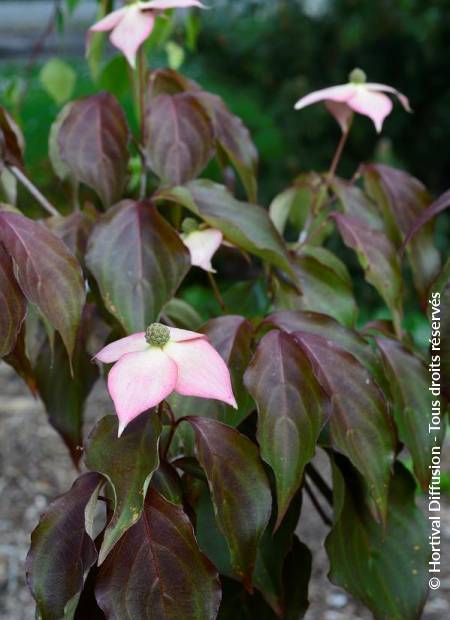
xmin=95 ymin=324 xmax=237 ymax=435
xmin=89 ymin=0 xmax=206 ymax=68
xmin=183 ymin=228 xmax=223 ymax=272
xmin=294 ymin=71 xmax=411 ymax=133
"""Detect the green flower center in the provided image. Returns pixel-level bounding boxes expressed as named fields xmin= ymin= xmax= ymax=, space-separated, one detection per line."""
xmin=349 ymin=68 xmax=367 ymax=84
xmin=145 ymin=323 xmax=170 ymax=347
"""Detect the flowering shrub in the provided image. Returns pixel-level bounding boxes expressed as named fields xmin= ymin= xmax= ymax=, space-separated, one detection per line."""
xmin=1 ymin=3 xmax=449 ymax=619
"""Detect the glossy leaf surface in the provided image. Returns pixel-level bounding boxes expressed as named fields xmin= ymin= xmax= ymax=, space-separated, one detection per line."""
xmin=158 ymin=180 xmax=292 ymax=275
xmin=26 ymin=473 xmax=102 ymax=620
xmin=187 ymin=416 xmax=272 ymax=584
xmin=35 ymin=319 xmax=99 ymax=466
xmin=363 ymin=164 xmax=440 ymax=298
xmin=86 ymin=200 xmax=190 ymax=333
xmin=85 ymin=413 xmax=161 ymax=564
xmin=333 ymin=212 xmax=403 ymax=332
xmin=274 ymin=245 xmax=357 ymax=327
xmin=327 ymin=460 xmax=429 ymax=620
xmin=96 ymin=489 xmax=221 ymax=620
xmin=0 ymin=210 xmax=85 ymax=358
xmin=146 ymin=92 xmax=214 ymax=186
xmin=0 ymin=243 xmax=26 ymax=356
xmin=245 ymin=330 xmax=328 ymax=527
xmin=293 ymin=332 xmax=396 ymax=519
xmin=58 ymin=93 xmax=129 ymax=206
xmin=377 ymin=337 xmax=443 ymax=488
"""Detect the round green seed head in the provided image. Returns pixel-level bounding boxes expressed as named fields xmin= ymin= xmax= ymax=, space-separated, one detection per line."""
xmin=145 ymin=323 xmax=170 ymax=347
xmin=349 ymin=68 xmax=367 ymax=84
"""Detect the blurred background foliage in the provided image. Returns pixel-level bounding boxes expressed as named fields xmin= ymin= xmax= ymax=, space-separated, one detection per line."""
xmin=1 ymin=0 xmax=450 ymax=201
xmin=1 ymin=0 xmax=449 ymax=338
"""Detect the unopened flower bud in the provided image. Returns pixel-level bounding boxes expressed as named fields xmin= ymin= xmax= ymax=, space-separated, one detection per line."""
xmin=349 ymin=68 xmax=367 ymax=84
xmin=181 ymin=217 xmax=199 ymax=234
xmin=145 ymin=323 xmax=170 ymax=347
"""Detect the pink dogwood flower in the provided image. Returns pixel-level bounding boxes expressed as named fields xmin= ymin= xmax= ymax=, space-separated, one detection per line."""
xmin=95 ymin=323 xmax=237 ymax=435
xmin=89 ymin=0 xmax=206 ymax=68
xmin=294 ymin=68 xmax=411 ymax=133
xmin=182 ymin=219 xmax=223 ymax=272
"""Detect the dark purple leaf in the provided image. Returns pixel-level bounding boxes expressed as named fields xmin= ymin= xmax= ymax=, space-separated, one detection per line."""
xmin=332 ymin=177 xmax=383 ymax=228
xmin=326 ymin=460 xmax=429 ymax=620
xmin=96 ymin=489 xmax=221 ymax=620
xmin=147 ymin=68 xmax=200 ymax=99
xmin=145 ymin=92 xmax=214 ymax=186
xmin=376 ymin=337 xmax=444 ymax=489
xmin=293 ymin=332 xmax=396 ymax=520
xmin=0 ymin=106 xmax=24 ymax=169
xmin=0 ymin=210 xmax=85 ymax=358
xmin=26 ymin=472 xmax=102 ymax=620
xmin=158 ymin=180 xmax=293 ymax=275
xmin=264 ymin=310 xmax=388 ymax=392
xmin=187 ymin=416 xmax=272 ymax=585
xmin=333 ymin=212 xmax=403 ymax=334
xmin=363 ymin=164 xmax=440 ymax=299
xmin=0 ymin=242 xmax=26 ymax=356
xmin=193 ymin=92 xmax=258 ymax=201
xmin=34 ymin=309 xmax=99 ymax=466
xmin=85 ymin=413 xmax=161 ymax=564
xmin=46 ymin=208 xmax=97 ymax=266
xmin=58 ymin=93 xmax=129 ymax=206
xmin=245 ymin=330 xmax=328 ymax=527
xmin=86 ymin=200 xmax=190 ymax=334
xmin=403 ymin=188 xmax=450 ymax=249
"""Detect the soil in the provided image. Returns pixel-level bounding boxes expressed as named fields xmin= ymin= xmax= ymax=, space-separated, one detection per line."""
xmin=1 ymin=361 xmax=449 ymax=620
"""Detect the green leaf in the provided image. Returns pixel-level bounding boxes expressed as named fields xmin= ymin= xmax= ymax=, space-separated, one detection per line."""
xmin=0 ymin=243 xmax=26 ymax=356
xmin=85 ymin=413 xmax=161 ymax=564
xmin=377 ymin=337 xmax=445 ymax=489
xmin=58 ymin=93 xmax=129 ymax=206
xmin=332 ymin=177 xmax=383 ymax=228
xmin=168 ymin=315 xmax=254 ymax=426
xmin=162 ymin=297 xmax=203 ymax=330
xmin=269 ymin=173 xmax=329 ymax=238
xmin=193 ymin=92 xmax=258 ymax=202
xmin=274 ymin=245 xmax=357 ymax=327
xmin=39 ymin=58 xmax=76 ymax=105
xmin=187 ymin=416 xmax=272 ymax=585
xmin=293 ymin=332 xmax=396 ymax=520
xmin=86 ymin=200 xmax=190 ymax=334
xmin=363 ymin=164 xmax=441 ymax=300
xmin=245 ymin=330 xmax=328 ymax=527
xmin=0 ymin=210 xmax=85 ymax=359
xmin=158 ymin=180 xmax=293 ymax=275
xmin=34 ymin=312 xmax=99 ymax=466
xmin=26 ymin=473 xmax=102 ymax=620
xmin=145 ymin=93 xmax=214 ymax=186
xmin=96 ymin=489 xmax=221 ymax=619
xmin=333 ymin=212 xmax=403 ymax=333
xmin=326 ymin=459 xmax=429 ymax=620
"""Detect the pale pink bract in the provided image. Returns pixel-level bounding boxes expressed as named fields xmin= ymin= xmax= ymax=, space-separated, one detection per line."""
xmin=294 ymin=70 xmax=411 ymax=133
xmin=182 ymin=228 xmax=223 ymax=272
xmin=95 ymin=325 xmax=237 ymax=436
xmin=89 ymin=0 xmax=206 ymax=68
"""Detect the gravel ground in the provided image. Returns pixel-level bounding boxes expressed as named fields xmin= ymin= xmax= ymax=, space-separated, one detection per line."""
xmin=1 ymin=361 xmax=449 ymax=620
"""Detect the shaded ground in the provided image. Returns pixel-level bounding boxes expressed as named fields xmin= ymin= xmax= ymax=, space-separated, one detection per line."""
xmin=0 ymin=361 xmax=449 ymax=619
